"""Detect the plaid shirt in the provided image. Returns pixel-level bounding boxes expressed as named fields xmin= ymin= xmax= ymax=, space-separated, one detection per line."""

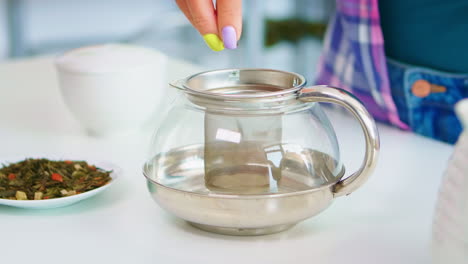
xmin=316 ymin=0 xmax=409 ymax=129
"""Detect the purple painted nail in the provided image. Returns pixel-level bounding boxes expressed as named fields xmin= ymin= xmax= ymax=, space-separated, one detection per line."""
xmin=222 ymin=26 xmax=237 ymax=49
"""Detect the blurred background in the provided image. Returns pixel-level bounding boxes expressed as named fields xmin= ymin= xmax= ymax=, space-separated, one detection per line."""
xmin=0 ymin=0 xmax=333 ymax=81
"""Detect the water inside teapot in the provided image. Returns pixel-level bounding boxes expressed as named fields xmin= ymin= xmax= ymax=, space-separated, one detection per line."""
xmin=204 ymin=142 xmax=341 ymax=194
xmin=149 ymin=143 xmax=343 ymax=195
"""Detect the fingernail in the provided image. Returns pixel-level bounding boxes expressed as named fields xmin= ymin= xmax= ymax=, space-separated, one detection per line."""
xmin=202 ymin=34 xmax=224 ymax=51
xmin=222 ymin=26 xmax=237 ymax=49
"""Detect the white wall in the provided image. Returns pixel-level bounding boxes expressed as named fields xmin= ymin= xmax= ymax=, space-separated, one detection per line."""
xmin=24 ymin=0 xmax=175 ymax=47
xmin=0 ymin=0 xmax=178 ymax=60
xmin=0 ymin=0 xmax=8 ymax=60
xmin=0 ymin=0 xmax=329 ymax=72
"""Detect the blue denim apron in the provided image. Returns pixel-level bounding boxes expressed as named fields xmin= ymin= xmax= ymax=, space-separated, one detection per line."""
xmin=387 ymin=58 xmax=468 ymax=144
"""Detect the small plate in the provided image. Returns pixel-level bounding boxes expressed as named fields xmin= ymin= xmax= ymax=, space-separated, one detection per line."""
xmin=0 ymin=160 xmax=120 ymax=209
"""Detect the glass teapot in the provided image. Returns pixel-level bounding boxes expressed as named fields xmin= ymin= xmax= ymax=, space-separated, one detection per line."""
xmin=146 ymin=69 xmax=379 ymax=197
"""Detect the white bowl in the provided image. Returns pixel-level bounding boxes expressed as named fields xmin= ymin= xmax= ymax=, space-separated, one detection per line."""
xmin=55 ymin=44 xmax=168 ymax=136
xmin=0 ymin=161 xmax=120 ymax=209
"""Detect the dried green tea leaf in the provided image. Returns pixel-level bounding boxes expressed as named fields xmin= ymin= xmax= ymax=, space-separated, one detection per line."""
xmin=0 ymin=159 xmax=112 ymax=200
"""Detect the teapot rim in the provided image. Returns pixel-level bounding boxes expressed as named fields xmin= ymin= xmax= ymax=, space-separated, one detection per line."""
xmin=170 ymin=68 xmax=307 ymax=100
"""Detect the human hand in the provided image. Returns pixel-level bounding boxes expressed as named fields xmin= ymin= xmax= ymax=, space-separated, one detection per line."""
xmin=175 ymin=0 xmax=242 ymax=51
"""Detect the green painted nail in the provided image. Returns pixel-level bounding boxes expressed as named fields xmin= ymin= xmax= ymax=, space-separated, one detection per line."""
xmin=203 ymin=34 xmax=225 ymax=51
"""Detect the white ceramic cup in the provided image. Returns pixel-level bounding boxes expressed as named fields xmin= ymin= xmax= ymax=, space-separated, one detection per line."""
xmin=55 ymin=44 xmax=168 ymax=136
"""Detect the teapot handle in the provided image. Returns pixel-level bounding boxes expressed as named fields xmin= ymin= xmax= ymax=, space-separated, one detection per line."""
xmin=299 ymin=85 xmax=380 ymax=197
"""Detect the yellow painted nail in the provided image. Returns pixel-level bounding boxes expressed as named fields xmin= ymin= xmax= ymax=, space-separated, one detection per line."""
xmin=203 ymin=34 xmax=225 ymax=51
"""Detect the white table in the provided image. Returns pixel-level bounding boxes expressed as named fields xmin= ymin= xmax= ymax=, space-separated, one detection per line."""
xmin=0 ymin=57 xmax=454 ymax=264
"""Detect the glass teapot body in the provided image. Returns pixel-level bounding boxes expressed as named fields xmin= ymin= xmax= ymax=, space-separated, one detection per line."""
xmin=145 ymin=69 xmax=378 ymax=196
